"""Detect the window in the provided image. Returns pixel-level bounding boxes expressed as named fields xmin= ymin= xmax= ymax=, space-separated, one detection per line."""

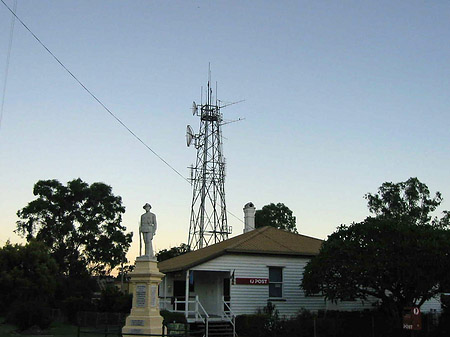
xmin=269 ymin=267 xmax=283 ymax=298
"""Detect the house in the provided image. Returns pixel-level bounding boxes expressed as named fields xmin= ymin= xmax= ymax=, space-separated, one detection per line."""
xmin=157 ymin=204 xmax=371 ymax=322
xmin=157 ymin=203 xmax=444 ymax=335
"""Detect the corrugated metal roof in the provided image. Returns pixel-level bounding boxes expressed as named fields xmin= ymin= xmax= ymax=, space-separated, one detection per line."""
xmin=158 ymin=226 xmax=323 ymax=273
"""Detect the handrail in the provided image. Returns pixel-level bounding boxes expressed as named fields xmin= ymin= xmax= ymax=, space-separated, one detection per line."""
xmin=173 ymin=297 xmax=209 ymax=319
xmin=222 ymin=296 xmax=236 ymax=337
xmin=159 ymin=298 xmax=171 ymax=311
xmin=173 ymin=296 xmax=209 ymax=337
xmin=196 ymin=295 xmax=210 ymax=321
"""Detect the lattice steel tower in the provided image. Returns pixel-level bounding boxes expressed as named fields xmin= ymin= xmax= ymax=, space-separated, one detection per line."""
xmin=186 ymin=78 xmax=230 ymax=250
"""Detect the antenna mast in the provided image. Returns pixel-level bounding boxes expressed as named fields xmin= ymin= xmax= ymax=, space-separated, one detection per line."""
xmin=186 ymin=75 xmax=229 ymax=250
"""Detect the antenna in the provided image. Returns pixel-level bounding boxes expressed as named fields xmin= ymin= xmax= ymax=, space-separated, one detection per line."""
xmin=220 ymin=117 xmax=245 ymax=126
xmin=186 ymin=125 xmax=194 ymax=147
xmin=187 ymin=71 xmax=231 ymax=250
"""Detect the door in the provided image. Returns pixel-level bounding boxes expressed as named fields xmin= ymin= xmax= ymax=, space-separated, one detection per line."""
xmin=223 ymin=277 xmax=231 ymax=311
xmin=195 ymin=271 xmax=221 ymax=316
xmin=173 ymin=280 xmax=185 ymax=311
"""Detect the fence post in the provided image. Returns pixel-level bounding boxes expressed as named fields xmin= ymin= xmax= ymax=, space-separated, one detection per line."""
xmin=77 ymin=325 xmax=80 ymax=337
xmin=313 ymin=317 xmax=317 ymax=337
xmin=372 ymin=314 xmax=375 ymax=337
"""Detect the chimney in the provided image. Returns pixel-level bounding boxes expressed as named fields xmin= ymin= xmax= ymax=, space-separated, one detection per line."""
xmin=243 ymin=202 xmax=256 ymax=233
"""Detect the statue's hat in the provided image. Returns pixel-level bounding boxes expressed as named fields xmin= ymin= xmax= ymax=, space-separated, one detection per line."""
xmin=143 ymin=203 xmax=151 ymax=209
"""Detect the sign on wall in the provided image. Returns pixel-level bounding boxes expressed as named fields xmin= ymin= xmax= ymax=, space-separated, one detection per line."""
xmin=403 ymin=307 xmax=422 ymax=331
xmin=235 ymin=278 xmax=269 ymax=285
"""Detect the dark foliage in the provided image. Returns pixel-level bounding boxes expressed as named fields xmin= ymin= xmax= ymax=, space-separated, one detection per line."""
xmin=97 ymin=285 xmax=132 ymax=313
xmin=365 ymin=177 xmax=449 ymax=227
xmin=16 ymin=178 xmax=133 ymax=276
xmin=236 ymin=313 xmax=271 ymax=337
xmin=255 ymin=202 xmax=297 ymax=233
xmin=237 ymin=309 xmax=447 ymax=337
xmin=61 ymin=295 xmax=96 ymax=324
xmin=302 ymin=178 xmax=450 ymax=332
xmin=156 ymin=243 xmax=190 ymax=262
xmin=160 ymin=309 xmax=187 ymax=324
xmin=6 ymin=300 xmax=52 ymax=331
xmin=0 ymin=241 xmax=58 ymax=315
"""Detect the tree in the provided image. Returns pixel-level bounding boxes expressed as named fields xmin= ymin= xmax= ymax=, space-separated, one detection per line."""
xmin=365 ymin=177 xmax=449 ymax=227
xmin=0 ymin=240 xmax=58 ymax=310
xmin=302 ymin=218 xmax=450 ymax=324
xmin=97 ymin=285 xmax=132 ymax=313
xmin=16 ymin=178 xmax=133 ymax=276
xmin=0 ymin=241 xmax=58 ymax=330
xmin=255 ymin=203 xmax=297 ymax=233
xmin=156 ymin=243 xmax=190 ymax=262
xmin=302 ymin=178 xmax=450 ymax=331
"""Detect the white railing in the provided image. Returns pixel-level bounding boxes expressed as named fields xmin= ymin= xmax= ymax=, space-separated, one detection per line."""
xmin=173 ymin=295 xmax=209 ymax=337
xmin=222 ymin=296 xmax=236 ymax=337
xmin=159 ymin=297 xmax=172 ymax=311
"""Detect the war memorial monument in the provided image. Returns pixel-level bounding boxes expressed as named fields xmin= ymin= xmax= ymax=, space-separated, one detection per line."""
xmin=122 ymin=203 xmax=164 ymax=336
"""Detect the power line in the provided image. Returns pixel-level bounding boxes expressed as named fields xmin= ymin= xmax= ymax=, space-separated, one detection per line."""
xmin=0 ymin=0 xmax=17 ymax=131
xmin=0 ymin=0 xmax=245 ymax=225
xmin=0 ymin=0 xmax=188 ymax=184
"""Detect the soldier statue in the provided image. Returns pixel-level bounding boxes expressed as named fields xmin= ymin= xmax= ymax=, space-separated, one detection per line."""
xmin=140 ymin=203 xmax=157 ymax=258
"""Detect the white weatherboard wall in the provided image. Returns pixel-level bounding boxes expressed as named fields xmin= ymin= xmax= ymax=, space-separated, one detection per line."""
xmin=191 ymin=253 xmax=372 ymax=317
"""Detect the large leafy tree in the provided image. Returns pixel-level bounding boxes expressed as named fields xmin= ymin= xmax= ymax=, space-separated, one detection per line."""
xmin=302 ymin=219 xmax=450 ymax=322
xmin=16 ymin=178 xmax=133 ymax=276
xmin=302 ymin=178 xmax=450 ymax=329
xmin=255 ymin=203 xmax=297 ymax=233
xmin=365 ymin=177 xmax=449 ymax=227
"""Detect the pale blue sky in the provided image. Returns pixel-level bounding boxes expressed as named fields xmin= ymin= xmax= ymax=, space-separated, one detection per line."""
xmin=1 ymin=0 xmax=449 ymax=262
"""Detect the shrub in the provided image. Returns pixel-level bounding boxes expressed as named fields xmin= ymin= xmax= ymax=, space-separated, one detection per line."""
xmin=6 ymin=300 xmax=52 ymax=330
xmin=61 ymin=296 xmax=95 ymax=323
xmin=160 ymin=309 xmax=187 ymax=324
xmin=97 ymin=286 xmax=132 ymax=313
xmin=236 ymin=314 xmax=269 ymax=337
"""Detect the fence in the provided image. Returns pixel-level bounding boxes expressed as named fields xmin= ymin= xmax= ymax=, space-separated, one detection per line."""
xmin=75 ymin=310 xmax=450 ymax=337
xmin=77 ymin=323 xmax=185 ymax=337
xmin=77 ymin=311 xmax=128 ymax=328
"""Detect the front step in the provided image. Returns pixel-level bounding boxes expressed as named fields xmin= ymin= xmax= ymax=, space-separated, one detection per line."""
xmin=189 ymin=321 xmax=234 ymax=337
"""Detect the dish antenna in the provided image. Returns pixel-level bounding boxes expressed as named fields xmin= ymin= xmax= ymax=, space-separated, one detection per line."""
xmin=192 ymin=101 xmax=198 ymax=115
xmin=186 ymin=125 xmax=194 ymax=147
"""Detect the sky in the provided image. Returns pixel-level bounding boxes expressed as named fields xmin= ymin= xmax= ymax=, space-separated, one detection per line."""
xmin=1 ymin=0 xmax=449 ymax=263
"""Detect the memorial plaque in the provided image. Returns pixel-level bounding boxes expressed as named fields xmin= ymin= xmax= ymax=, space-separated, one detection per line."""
xmin=136 ymin=284 xmax=147 ymax=308
xmin=130 ymin=329 xmax=143 ymax=334
xmin=151 ymin=285 xmax=157 ymax=307
xmin=131 ymin=320 xmax=144 ymax=326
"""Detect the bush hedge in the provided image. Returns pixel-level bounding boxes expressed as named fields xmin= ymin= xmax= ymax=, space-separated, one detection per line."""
xmin=236 ymin=308 xmax=449 ymax=337
xmin=6 ymin=300 xmax=52 ymax=331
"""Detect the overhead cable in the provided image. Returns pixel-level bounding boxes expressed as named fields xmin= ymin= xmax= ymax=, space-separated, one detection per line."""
xmin=0 ymin=0 xmax=244 ymax=225
xmin=0 ymin=0 xmax=17 ymax=131
xmin=0 ymin=0 xmax=189 ymax=183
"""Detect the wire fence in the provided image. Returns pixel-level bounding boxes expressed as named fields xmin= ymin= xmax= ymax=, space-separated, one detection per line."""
xmin=77 ymin=323 xmax=186 ymax=337
xmin=74 ymin=310 xmax=450 ymax=337
xmin=77 ymin=311 xmax=128 ymax=328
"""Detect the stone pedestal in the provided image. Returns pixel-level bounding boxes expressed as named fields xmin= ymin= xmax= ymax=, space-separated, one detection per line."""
xmin=122 ymin=256 xmax=165 ymax=336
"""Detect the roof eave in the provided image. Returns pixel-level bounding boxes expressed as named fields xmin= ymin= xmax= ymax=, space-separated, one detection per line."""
xmin=158 ymin=250 xmax=228 ymax=273
xmin=226 ymin=249 xmax=319 ymax=257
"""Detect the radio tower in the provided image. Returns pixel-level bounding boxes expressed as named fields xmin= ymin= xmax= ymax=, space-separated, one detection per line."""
xmin=186 ymin=75 xmax=230 ymax=250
